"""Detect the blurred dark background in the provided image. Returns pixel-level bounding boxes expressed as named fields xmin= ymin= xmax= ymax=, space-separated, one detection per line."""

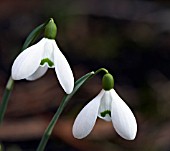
xmin=0 ymin=0 xmax=170 ymax=151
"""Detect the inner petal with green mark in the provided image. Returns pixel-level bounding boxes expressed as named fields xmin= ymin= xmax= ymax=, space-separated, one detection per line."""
xmin=100 ymin=110 xmax=111 ymax=117
xmin=40 ymin=58 xmax=54 ymax=67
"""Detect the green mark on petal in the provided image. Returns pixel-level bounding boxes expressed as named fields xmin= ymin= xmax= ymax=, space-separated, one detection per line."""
xmin=100 ymin=110 xmax=111 ymax=117
xmin=40 ymin=58 xmax=54 ymax=67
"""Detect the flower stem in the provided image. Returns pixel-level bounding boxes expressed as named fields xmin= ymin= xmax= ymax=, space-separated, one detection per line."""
xmin=36 ymin=72 xmax=94 ymax=151
xmin=0 ymin=143 xmax=3 ymax=151
xmin=94 ymin=68 xmax=109 ymax=75
xmin=0 ymin=76 xmax=14 ymax=123
xmin=36 ymin=96 xmax=67 ymax=151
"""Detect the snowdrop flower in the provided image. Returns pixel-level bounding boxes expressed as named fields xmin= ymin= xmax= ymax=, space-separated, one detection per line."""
xmin=73 ymin=73 xmax=137 ymax=140
xmin=12 ymin=19 xmax=74 ymax=94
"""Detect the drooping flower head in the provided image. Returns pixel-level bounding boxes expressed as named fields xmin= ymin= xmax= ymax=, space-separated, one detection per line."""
xmin=72 ymin=73 xmax=137 ymax=140
xmin=12 ymin=19 xmax=74 ymax=94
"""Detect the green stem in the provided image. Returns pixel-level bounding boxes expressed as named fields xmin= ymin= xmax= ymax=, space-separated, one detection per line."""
xmin=94 ymin=68 xmax=109 ymax=75
xmin=36 ymin=72 xmax=94 ymax=151
xmin=0 ymin=76 xmax=14 ymax=123
xmin=36 ymin=95 xmax=68 ymax=151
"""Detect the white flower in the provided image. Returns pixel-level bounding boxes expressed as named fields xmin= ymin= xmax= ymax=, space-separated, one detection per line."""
xmin=72 ymin=89 xmax=137 ymax=140
xmin=12 ymin=38 xmax=74 ymax=94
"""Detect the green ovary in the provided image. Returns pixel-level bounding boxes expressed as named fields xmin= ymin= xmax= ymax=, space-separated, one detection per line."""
xmin=40 ymin=58 xmax=54 ymax=67
xmin=100 ymin=110 xmax=111 ymax=117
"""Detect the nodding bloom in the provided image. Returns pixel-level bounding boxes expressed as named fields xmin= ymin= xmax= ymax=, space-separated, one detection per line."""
xmin=11 ymin=19 xmax=74 ymax=94
xmin=72 ymin=73 xmax=137 ymax=140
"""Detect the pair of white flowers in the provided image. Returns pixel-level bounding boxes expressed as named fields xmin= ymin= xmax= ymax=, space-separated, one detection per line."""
xmin=12 ymin=20 xmax=137 ymax=140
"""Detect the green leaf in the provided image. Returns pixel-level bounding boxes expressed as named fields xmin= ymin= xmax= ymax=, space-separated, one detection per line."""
xmin=36 ymin=71 xmax=95 ymax=151
xmin=65 ymin=71 xmax=95 ymax=101
xmin=22 ymin=19 xmax=53 ymax=51
xmin=22 ymin=22 xmax=46 ymax=51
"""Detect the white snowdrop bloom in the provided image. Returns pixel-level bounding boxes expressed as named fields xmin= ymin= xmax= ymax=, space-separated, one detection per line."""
xmin=72 ymin=74 xmax=137 ymax=140
xmin=11 ymin=19 xmax=74 ymax=94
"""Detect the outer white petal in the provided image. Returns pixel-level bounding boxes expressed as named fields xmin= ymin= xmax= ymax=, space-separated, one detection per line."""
xmin=26 ymin=66 xmax=48 ymax=80
xmin=110 ymin=89 xmax=137 ymax=140
xmin=53 ymin=41 xmax=74 ymax=94
xmin=72 ymin=90 xmax=105 ymax=139
xmin=12 ymin=38 xmax=45 ymax=80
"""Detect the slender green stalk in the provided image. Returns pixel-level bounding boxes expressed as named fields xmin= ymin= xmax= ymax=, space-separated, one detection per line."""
xmin=0 ymin=143 xmax=2 ymax=151
xmin=0 ymin=76 xmax=14 ymax=123
xmin=36 ymin=72 xmax=94 ymax=151
xmin=94 ymin=68 xmax=108 ymax=75
xmin=36 ymin=95 xmax=68 ymax=151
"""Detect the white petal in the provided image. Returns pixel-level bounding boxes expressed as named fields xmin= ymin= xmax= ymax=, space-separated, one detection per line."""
xmin=110 ymin=89 xmax=137 ymax=140
xmin=12 ymin=38 xmax=45 ymax=80
xmin=53 ymin=41 xmax=74 ymax=94
xmin=72 ymin=90 xmax=104 ymax=139
xmin=98 ymin=90 xmax=112 ymax=121
xmin=26 ymin=65 xmax=48 ymax=80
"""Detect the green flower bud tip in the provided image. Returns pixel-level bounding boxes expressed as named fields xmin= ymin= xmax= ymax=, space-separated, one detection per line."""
xmin=102 ymin=73 xmax=114 ymax=90
xmin=44 ymin=18 xmax=57 ymax=39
